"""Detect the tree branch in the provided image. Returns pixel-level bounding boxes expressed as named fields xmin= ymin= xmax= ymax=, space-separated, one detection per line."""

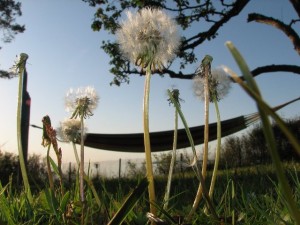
xmin=181 ymin=0 xmax=250 ymax=50
xmin=289 ymin=0 xmax=300 ymax=18
xmin=0 ymin=70 xmax=17 ymax=79
xmin=248 ymin=13 xmax=300 ymax=55
xmin=251 ymin=64 xmax=300 ymax=77
xmin=134 ymin=64 xmax=300 ymax=81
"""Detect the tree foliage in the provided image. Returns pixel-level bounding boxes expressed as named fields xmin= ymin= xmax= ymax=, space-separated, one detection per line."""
xmin=82 ymin=0 xmax=300 ymax=85
xmin=0 ymin=150 xmax=48 ymax=189
xmin=221 ymin=116 xmax=300 ymax=168
xmin=0 ymin=0 xmax=25 ymax=79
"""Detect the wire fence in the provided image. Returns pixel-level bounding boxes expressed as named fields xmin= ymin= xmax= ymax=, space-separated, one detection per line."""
xmin=61 ymin=153 xmax=202 ymax=179
xmin=61 ymin=158 xmax=145 ymax=179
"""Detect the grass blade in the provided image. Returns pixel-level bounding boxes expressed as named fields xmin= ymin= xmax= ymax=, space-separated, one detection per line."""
xmin=226 ymin=41 xmax=300 ymax=225
xmin=107 ymin=177 xmax=148 ymax=225
xmin=0 ymin=183 xmax=16 ymax=225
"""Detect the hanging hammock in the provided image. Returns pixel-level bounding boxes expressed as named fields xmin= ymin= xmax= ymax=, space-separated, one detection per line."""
xmin=81 ymin=96 xmax=300 ymax=153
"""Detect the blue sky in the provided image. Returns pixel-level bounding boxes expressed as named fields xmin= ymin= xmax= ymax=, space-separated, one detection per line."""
xmin=0 ymin=0 xmax=299 ymax=163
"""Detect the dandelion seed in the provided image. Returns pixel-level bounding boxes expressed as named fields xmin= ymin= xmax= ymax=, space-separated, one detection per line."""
xmin=57 ymin=118 xmax=86 ymax=143
xmin=193 ymin=67 xmax=232 ymax=102
xmin=116 ymin=7 xmax=180 ymax=70
xmin=65 ymin=86 xmax=99 ymax=119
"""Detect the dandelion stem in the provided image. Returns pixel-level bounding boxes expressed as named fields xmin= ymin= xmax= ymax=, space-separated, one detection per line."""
xmin=188 ymin=59 xmax=211 ymax=218
xmin=46 ymin=145 xmax=54 ymax=190
xmin=72 ymin=142 xmax=80 ymax=165
xmin=72 ymin=142 xmax=101 ymax=207
xmin=208 ymin=96 xmax=221 ymax=198
xmin=143 ymin=64 xmax=156 ymax=217
xmin=163 ymin=108 xmax=178 ymax=210
xmin=80 ymin=116 xmax=85 ymax=203
xmin=202 ymin=60 xmax=210 ymax=180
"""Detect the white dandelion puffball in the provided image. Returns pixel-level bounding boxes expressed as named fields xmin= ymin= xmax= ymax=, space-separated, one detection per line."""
xmin=65 ymin=86 xmax=99 ymax=118
xmin=58 ymin=118 xmax=86 ymax=143
xmin=193 ymin=68 xmax=232 ymax=101
xmin=116 ymin=7 xmax=180 ymax=70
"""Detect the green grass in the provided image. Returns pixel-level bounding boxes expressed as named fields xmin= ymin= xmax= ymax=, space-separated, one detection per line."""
xmin=89 ymin=163 xmax=300 ymax=224
xmin=0 ymin=162 xmax=299 ymax=224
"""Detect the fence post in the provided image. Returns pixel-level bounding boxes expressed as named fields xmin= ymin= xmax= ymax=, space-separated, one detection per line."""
xmin=68 ymin=162 xmax=72 ymax=185
xmin=180 ymin=153 xmax=184 ymax=178
xmin=118 ymin=158 xmax=121 ymax=179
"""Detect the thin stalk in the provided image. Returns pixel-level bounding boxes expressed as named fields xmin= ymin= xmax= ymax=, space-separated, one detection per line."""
xmin=79 ymin=116 xmax=85 ymax=225
xmin=143 ymin=64 xmax=156 ymax=217
xmin=163 ymin=109 xmax=178 ymax=210
xmin=167 ymin=90 xmax=218 ymax=222
xmin=72 ymin=142 xmax=101 ymax=207
xmin=72 ymin=142 xmax=80 ymax=166
xmin=188 ymin=62 xmax=210 ymax=219
xmin=166 ymin=91 xmax=199 ymax=173
xmin=208 ymin=96 xmax=221 ymax=198
xmin=79 ymin=116 xmax=85 ymax=203
xmin=46 ymin=145 xmax=54 ymax=191
xmin=202 ymin=65 xmax=210 ymax=178
xmin=16 ymin=53 xmax=33 ymax=204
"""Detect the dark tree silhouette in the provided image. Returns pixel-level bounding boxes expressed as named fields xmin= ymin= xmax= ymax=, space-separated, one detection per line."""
xmin=82 ymin=0 xmax=300 ymax=85
xmin=221 ymin=117 xmax=300 ymax=168
xmin=0 ymin=0 xmax=25 ymax=78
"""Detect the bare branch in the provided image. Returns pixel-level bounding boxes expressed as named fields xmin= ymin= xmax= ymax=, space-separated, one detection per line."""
xmin=248 ymin=13 xmax=300 ymax=55
xmin=181 ymin=0 xmax=250 ymax=50
xmin=289 ymin=0 xmax=300 ymax=18
xmin=128 ymin=64 xmax=300 ymax=81
xmin=251 ymin=64 xmax=300 ymax=77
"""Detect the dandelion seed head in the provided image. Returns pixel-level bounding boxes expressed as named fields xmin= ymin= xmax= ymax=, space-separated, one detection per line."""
xmin=57 ymin=118 xmax=86 ymax=143
xmin=116 ymin=7 xmax=180 ymax=70
xmin=65 ymin=86 xmax=99 ymax=118
xmin=193 ymin=68 xmax=232 ymax=102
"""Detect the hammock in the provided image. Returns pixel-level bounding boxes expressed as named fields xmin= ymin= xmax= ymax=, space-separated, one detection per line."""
xmin=81 ymin=96 xmax=300 ymax=153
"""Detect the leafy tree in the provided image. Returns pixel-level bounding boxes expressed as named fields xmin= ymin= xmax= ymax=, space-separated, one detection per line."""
xmin=221 ymin=116 xmax=300 ymax=168
xmin=153 ymin=151 xmax=194 ymax=176
xmin=220 ymin=136 xmax=244 ymax=168
xmin=125 ymin=159 xmax=146 ymax=178
xmin=0 ymin=150 xmax=19 ymax=185
xmin=0 ymin=149 xmax=48 ymax=189
xmin=82 ymin=0 xmax=300 ymax=85
xmin=0 ymin=0 xmax=25 ymax=78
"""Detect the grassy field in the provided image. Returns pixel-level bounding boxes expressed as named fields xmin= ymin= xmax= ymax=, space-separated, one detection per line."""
xmin=87 ymin=162 xmax=300 ymax=224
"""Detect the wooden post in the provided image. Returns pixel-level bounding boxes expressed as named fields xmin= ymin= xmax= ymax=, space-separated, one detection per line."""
xmin=119 ymin=158 xmax=121 ymax=179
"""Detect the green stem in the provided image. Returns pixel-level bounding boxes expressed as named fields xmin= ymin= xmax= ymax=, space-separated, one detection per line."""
xmin=72 ymin=142 xmax=80 ymax=165
xmin=208 ymin=96 xmax=221 ymax=201
xmin=80 ymin=116 xmax=85 ymax=203
xmin=167 ymin=90 xmax=217 ymax=222
xmin=143 ymin=65 xmax=156 ymax=217
xmin=16 ymin=53 xmax=33 ymax=204
xmin=188 ymin=63 xmax=210 ymax=218
xmin=163 ymin=109 xmax=178 ymax=210
xmin=72 ymin=142 xmax=101 ymax=207
xmin=79 ymin=116 xmax=85 ymax=225
xmin=46 ymin=145 xmax=54 ymax=190
xmin=202 ymin=65 xmax=210 ymax=178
